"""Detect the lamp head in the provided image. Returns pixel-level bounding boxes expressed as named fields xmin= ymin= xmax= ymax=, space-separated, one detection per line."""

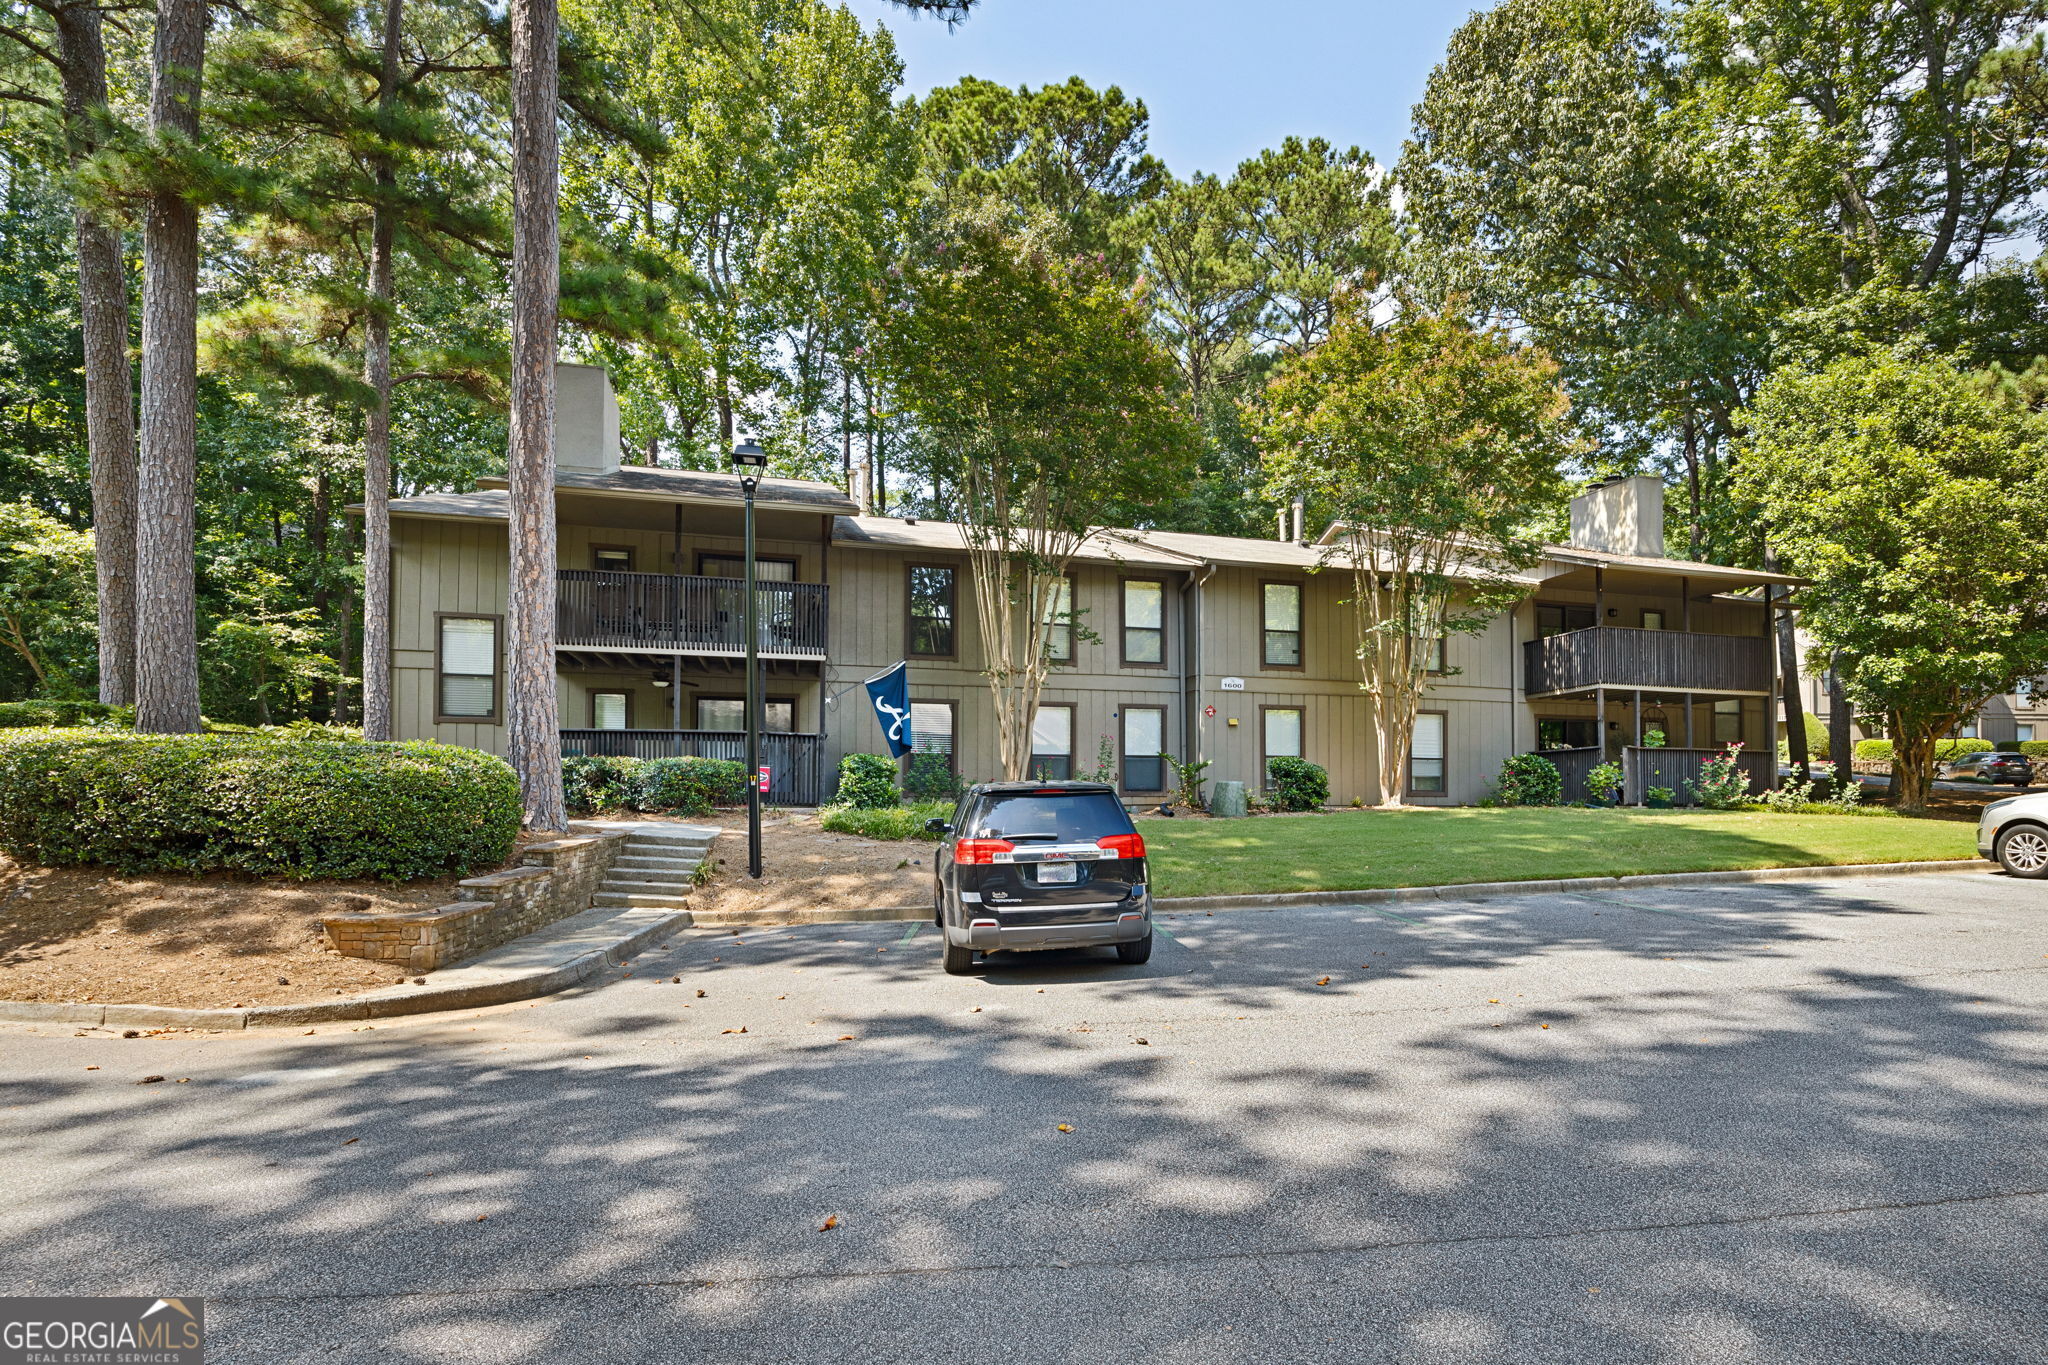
xmin=729 ymin=441 xmax=768 ymax=470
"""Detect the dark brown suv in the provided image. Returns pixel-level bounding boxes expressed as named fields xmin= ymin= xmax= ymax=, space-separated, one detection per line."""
xmin=1939 ymin=750 xmax=2034 ymax=787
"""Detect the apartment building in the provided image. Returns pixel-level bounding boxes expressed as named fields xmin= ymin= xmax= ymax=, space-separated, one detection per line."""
xmin=375 ymin=367 xmax=1801 ymax=805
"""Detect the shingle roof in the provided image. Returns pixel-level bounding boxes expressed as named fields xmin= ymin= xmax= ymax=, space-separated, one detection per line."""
xmin=471 ymin=465 xmax=860 ymax=515
xmin=829 ymin=517 xmax=1335 ymax=571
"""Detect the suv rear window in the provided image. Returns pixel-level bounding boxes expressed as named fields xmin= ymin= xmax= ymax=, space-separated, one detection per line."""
xmin=968 ymin=791 xmax=1134 ymax=843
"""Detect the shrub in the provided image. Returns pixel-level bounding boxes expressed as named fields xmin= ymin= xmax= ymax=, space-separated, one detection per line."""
xmin=0 ymin=700 xmax=129 ymax=729
xmin=1162 ymin=752 xmax=1212 ymax=810
xmin=1852 ymin=737 xmax=1994 ymax=762
xmin=902 ymin=750 xmax=963 ymax=802
xmin=632 ymin=756 xmax=748 ymax=816
xmin=1687 ymin=742 xmax=1752 ymax=809
xmin=835 ymin=752 xmax=900 ymax=808
xmin=1493 ymin=752 xmax=1562 ymax=806
xmin=820 ymin=800 xmax=953 ymax=841
xmin=0 ymin=730 xmax=518 ymax=880
xmin=1265 ymin=755 xmax=1328 ymax=811
xmin=1586 ymin=761 xmax=1624 ymax=804
xmin=2020 ymin=741 xmax=2048 ymax=759
xmin=1803 ymin=713 xmax=1830 ymax=760
xmin=563 ymin=753 xmax=643 ymax=813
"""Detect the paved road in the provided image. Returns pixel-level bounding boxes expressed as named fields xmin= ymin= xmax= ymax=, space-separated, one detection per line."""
xmin=5 ymin=871 xmax=2047 ymax=1363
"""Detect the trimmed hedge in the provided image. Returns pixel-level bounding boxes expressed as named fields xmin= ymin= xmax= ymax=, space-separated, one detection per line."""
xmin=1265 ymin=755 xmax=1329 ymax=811
xmin=1852 ymin=738 xmax=1993 ymax=761
xmin=563 ymin=754 xmax=642 ymax=813
xmin=903 ymin=750 xmax=963 ymax=802
xmin=0 ymin=700 xmax=130 ymax=729
xmin=835 ymin=753 xmax=900 ymax=808
xmin=0 ymin=730 xmax=519 ymax=880
xmin=1994 ymin=740 xmax=2048 ymax=757
xmin=632 ymin=756 xmax=749 ymax=816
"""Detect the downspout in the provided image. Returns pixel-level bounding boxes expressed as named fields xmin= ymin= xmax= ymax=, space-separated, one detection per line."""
xmin=1179 ymin=562 xmax=1218 ymax=772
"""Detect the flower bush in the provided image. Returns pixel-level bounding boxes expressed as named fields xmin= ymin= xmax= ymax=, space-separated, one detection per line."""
xmin=1687 ymin=742 xmax=1752 ymax=809
xmin=0 ymin=729 xmax=518 ymax=879
xmin=1493 ymin=752 xmax=1562 ymax=806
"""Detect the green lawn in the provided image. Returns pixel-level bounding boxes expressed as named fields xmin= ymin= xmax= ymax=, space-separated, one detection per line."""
xmin=1142 ymin=807 xmax=1979 ymax=899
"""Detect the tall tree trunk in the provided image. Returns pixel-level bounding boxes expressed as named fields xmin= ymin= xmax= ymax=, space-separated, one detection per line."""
xmin=308 ymin=470 xmax=331 ymax=719
xmin=55 ymin=2 xmax=138 ymax=707
xmin=1891 ymin=717 xmax=1934 ymax=814
xmin=133 ymin=0 xmax=206 ymax=734
xmin=1827 ymin=649 xmax=1853 ymax=798
xmin=506 ymin=0 xmax=565 ymax=829
xmin=1767 ymin=555 xmax=1809 ymax=783
xmin=359 ymin=0 xmax=401 ymax=742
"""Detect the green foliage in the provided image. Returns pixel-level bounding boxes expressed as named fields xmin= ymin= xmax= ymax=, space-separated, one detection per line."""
xmin=903 ymin=750 xmax=964 ymax=802
xmin=0 ymin=730 xmax=519 ymax=879
xmin=632 ymin=756 xmax=749 ymax=816
xmin=563 ymin=754 xmax=644 ymax=813
xmin=1494 ymin=752 xmax=1563 ymax=807
xmin=0 ymin=500 xmax=98 ymax=699
xmin=1162 ymin=752 xmax=1212 ymax=811
xmin=1738 ymin=348 xmax=2048 ymax=810
xmin=1687 ymin=743 xmax=1752 ymax=810
xmin=1077 ymin=734 xmax=1118 ymax=784
xmin=1645 ymin=786 xmax=1675 ymax=806
xmin=819 ymin=800 xmax=953 ymax=841
xmin=2019 ymin=741 xmax=2048 ymax=759
xmin=0 ymin=700 xmax=128 ymax=728
xmin=834 ymin=752 xmax=901 ymax=809
xmin=1586 ymin=761 xmax=1625 ymax=804
xmin=1264 ymin=755 xmax=1329 ymax=811
xmin=1803 ymin=713 xmax=1830 ymax=760
xmin=1853 ymin=738 xmax=1995 ymax=762
xmin=1641 ymin=728 xmax=1666 ymax=749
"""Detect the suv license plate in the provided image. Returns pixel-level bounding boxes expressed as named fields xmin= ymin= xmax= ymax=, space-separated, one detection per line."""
xmin=1035 ymin=862 xmax=1078 ymax=884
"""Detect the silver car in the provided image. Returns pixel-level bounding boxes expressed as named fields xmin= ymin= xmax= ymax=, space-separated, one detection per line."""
xmin=1979 ymin=791 xmax=2048 ymax=878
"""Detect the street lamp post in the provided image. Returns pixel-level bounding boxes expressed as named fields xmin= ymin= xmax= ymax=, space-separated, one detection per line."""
xmin=730 ymin=440 xmax=768 ymax=879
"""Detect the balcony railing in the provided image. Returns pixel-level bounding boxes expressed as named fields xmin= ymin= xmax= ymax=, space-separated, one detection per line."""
xmin=1524 ymin=626 xmax=1769 ymax=697
xmin=559 ymin=729 xmax=827 ymax=806
xmin=557 ymin=569 xmax=827 ymax=658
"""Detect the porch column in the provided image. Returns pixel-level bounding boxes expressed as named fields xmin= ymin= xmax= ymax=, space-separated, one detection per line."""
xmin=1683 ymin=691 xmax=1694 ymax=748
xmin=1596 ymin=684 xmax=1607 ymax=761
xmin=1680 ymin=575 xmax=1690 ymax=633
xmin=1764 ymin=590 xmax=1779 ymax=789
xmin=1595 ymin=566 xmax=1605 ymax=626
xmin=1633 ymin=687 xmax=1644 ymax=805
xmin=671 ymin=656 xmax=682 ymax=733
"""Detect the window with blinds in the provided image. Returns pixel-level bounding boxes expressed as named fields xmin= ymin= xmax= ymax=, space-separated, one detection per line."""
xmin=1263 ymin=707 xmax=1303 ymax=767
xmin=437 ymin=617 xmax=497 ymax=720
xmin=1409 ymin=712 xmax=1446 ymax=795
xmin=1030 ymin=704 xmax=1074 ymax=779
xmin=911 ymin=701 xmax=955 ymax=769
xmin=1122 ymin=705 xmax=1165 ymax=791
xmin=592 ymin=691 xmax=628 ymax=730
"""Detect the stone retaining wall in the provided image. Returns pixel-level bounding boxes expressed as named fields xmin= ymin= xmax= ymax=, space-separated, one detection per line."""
xmin=323 ymin=829 xmax=630 ymax=973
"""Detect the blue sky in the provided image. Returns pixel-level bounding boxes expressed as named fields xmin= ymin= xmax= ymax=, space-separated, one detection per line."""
xmin=843 ymin=0 xmax=1493 ymax=179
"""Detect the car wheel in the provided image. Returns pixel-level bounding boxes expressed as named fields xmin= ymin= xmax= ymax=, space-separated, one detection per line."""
xmin=1995 ymin=824 xmax=2048 ymax=879
xmin=941 ymin=939 xmax=977 ymax=975
xmin=1116 ymin=931 xmax=1153 ymax=965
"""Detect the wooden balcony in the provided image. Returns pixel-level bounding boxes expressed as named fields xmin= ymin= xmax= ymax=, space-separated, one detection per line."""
xmin=559 ymin=729 xmax=827 ymax=806
xmin=557 ymin=569 xmax=827 ymax=659
xmin=1524 ymin=626 xmax=1769 ymax=698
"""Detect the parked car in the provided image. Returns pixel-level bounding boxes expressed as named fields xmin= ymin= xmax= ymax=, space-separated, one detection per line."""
xmin=1980 ymin=791 xmax=2048 ymax=878
xmin=928 ymin=782 xmax=1152 ymax=974
xmin=1939 ymin=750 xmax=2034 ymax=786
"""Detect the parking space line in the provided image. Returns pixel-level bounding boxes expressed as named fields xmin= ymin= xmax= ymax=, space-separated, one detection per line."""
xmin=897 ymin=923 xmax=922 ymax=943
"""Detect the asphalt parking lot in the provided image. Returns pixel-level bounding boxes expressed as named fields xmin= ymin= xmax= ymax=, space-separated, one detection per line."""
xmin=3 ymin=869 xmax=2045 ymax=1363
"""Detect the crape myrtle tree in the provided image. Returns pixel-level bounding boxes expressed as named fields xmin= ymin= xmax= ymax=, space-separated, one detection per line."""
xmin=874 ymin=220 xmax=1200 ymax=780
xmin=1255 ymin=308 xmax=1574 ymax=807
xmin=1735 ymin=347 xmax=2048 ymax=813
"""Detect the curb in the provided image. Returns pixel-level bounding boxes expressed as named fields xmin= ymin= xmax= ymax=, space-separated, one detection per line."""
xmin=0 ymin=859 xmax=1989 ymax=1031
xmin=0 ymin=906 xmax=695 ymax=1033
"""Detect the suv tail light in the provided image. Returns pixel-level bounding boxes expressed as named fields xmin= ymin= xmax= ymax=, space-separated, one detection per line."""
xmin=954 ymin=838 xmax=1015 ymax=865
xmin=1096 ymin=832 xmax=1146 ymax=860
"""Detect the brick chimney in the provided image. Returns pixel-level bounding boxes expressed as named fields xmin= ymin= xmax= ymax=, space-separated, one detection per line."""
xmin=1568 ymin=475 xmax=1665 ymax=558
xmin=555 ymin=362 xmax=621 ymax=474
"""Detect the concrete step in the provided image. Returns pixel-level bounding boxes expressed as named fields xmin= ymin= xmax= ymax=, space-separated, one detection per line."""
xmin=613 ymin=854 xmax=704 ymax=872
xmin=625 ymin=831 xmax=718 ymax=850
xmin=592 ymin=890 xmax=692 ymax=909
xmin=601 ymin=876 xmax=700 ymax=896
